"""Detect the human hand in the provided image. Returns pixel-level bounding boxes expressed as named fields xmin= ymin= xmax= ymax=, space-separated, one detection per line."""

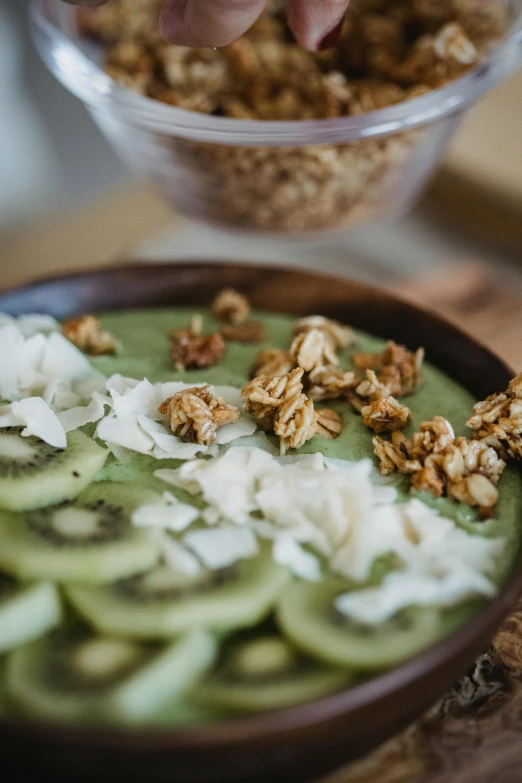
xmin=63 ymin=0 xmax=349 ymax=51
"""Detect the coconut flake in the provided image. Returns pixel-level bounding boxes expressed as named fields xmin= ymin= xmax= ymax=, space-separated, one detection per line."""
xmin=159 ymin=533 xmax=202 ymax=574
xmin=0 ymin=318 xmax=100 ymax=403
xmin=96 ymin=415 xmax=155 ymax=455
xmin=57 ymin=393 xmax=108 ymax=433
xmin=0 ymin=397 xmax=66 ymax=448
xmin=137 ymin=416 xmax=208 ymax=459
xmin=272 ymin=536 xmax=322 ymax=581
xmin=184 ymin=526 xmax=259 ymax=569
xmin=132 ymin=493 xmax=199 ymax=532
xmin=41 ymin=332 xmax=101 ymax=382
xmin=16 ymin=314 xmax=59 ymax=336
xmin=213 ymin=416 xmax=257 ymax=445
xmin=335 ymin=569 xmax=497 ymax=625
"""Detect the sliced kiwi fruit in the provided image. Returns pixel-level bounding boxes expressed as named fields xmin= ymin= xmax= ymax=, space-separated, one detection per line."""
xmin=0 ymin=428 xmax=108 ymax=512
xmin=6 ymin=626 xmax=216 ymax=725
xmin=277 ymin=580 xmax=443 ymax=670
xmin=191 ymin=629 xmax=350 ymax=713
xmin=0 ymin=482 xmax=163 ymax=585
xmin=0 ymin=573 xmax=62 ymax=653
xmin=65 ymin=555 xmax=290 ymax=638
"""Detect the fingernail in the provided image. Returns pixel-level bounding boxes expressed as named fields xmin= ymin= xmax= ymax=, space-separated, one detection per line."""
xmin=317 ymin=17 xmax=345 ymax=51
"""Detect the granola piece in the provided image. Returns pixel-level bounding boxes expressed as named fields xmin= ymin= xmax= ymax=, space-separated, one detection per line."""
xmin=159 ymin=385 xmax=240 ymax=446
xmin=290 ymin=328 xmax=338 ymax=373
xmin=433 ymin=22 xmax=478 ymax=66
xmin=274 ymin=393 xmax=318 ymax=455
xmin=373 ymin=431 xmax=422 ymax=476
xmin=171 ymin=322 xmax=226 ymax=371
xmin=211 ymin=288 xmax=250 ymax=325
xmin=251 ymin=348 xmax=295 ymax=379
xmin=454 ymin=437 xmax=506 ymax=485
xmin=308 ymin=365 xmax=357 ymax=402
xmin=292 ymin=315 xmax=354 ymax=350
xmin=410 ymin=416 xmax=455 ymax=460
xmin=411 ymin=464 xmax=445 ymax=498
xmin=353 ymin=341 xmax=424 ymax=397
xmin=347 ymin=370 xmax=391 ymax=413
xmin=467 ymin=373 xmax=522 ymax=461
xmin=241 ymin=368 xmax=304 ymax=424
xmin=316 ymin=408 xmax=342 ymax=439
xmin=448 ymin=474 xmax=499 ymax=517
xmin=361 ymin=395 xmax=412 ymax=433
xmin=374 ymin=416 xmax=503 ymax=515
xmin=219 ymin=321 xmax=266 ymax=343
xmin=62 ymin=315 xmax=118 ymax=356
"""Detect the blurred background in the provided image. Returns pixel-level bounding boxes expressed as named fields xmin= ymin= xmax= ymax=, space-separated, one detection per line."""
xmin=1 ymin=0 xmax=521 ymax=366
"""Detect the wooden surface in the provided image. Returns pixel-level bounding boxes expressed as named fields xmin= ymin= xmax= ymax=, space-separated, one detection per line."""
xmin=327 ymin=605 xmax=522 ymax=783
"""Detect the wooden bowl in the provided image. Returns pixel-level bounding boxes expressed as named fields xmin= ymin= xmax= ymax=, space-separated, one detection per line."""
xmin=0 ymin=261 xmax=521 ymax=783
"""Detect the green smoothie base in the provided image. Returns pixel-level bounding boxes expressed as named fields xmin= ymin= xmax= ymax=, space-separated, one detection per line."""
xmin=92 ymin=308 xmax=522 ymax=592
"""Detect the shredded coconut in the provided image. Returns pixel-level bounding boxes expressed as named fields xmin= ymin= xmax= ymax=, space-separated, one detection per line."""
xmin=0 ymin=397 xmax=67 ymax=449
xmin=154 ymin=446 xmax=503 ymax=617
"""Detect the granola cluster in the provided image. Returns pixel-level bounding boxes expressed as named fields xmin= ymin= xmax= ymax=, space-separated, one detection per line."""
xmin=159 ymin=386 xmax=240 ymax=446
xmin=241 ymin=368 xmax=341 ymax=455
xmin=211 ymin=288 xmax=250 ymax=325
xmin=211 ymin=288 xmax=267 ymax=343
xmin=251 ymin=348 xmax=294 ymax=379
xmin=353 ymin=341 xmax=425 ymax=397
xmin=79 ymin=0 xmax=507 ymax=233
xmin=170 ymin=316 xmax=225 ymax=371
xmin=467 ymin=373 xmax=522 ymax=461
xmin=62 ymin=315 xmax=118 ymax=356
xmin=374 ymin=417 xmax=506 ymax=516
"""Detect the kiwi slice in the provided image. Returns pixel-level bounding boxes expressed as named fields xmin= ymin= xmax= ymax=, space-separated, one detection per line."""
xmin=0 ymin=482 xmax=163 ymax=585
xmin=6 ymin=626 xmax=216 ymax=725
xmin=277 ymin=580 xmax=443 ymax=671
xmin=191 ymin=630 xmax=350 ymax=713
xmin=65 ymin=555 xmax=290 ymax=638
xmin=0 ymin=428 xmax=108 ymax=512
xmin=0 ymin=573 xmax=62 ymax=653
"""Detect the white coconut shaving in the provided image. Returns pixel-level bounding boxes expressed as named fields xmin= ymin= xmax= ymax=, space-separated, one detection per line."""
xmin=152 ymin=446 xmax=504 ymax=619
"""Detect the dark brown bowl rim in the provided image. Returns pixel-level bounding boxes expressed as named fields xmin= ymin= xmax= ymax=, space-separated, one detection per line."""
xmin=0 ymin=259 xmax=520 ymax=750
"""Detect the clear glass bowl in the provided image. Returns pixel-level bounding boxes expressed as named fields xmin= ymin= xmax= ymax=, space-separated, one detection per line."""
xmin=31 ymin=0 xmax=522 ymax=236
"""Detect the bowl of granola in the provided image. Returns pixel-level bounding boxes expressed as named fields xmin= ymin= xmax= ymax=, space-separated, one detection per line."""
xmin=31 ymin=0 xmax=522 ymax=235
xmin=0 ymin=261 xmax=522 ymax=783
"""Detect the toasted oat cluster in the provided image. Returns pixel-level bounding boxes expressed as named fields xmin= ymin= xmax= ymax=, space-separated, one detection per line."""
xmin=211 ymin=288 xmax=267 ymax=343
xmin=307 ymin=365 xmax=358 ymax=403
xmin=242 ymin=367 xmax=341 ymax=455
xmin=79 ymin=1 xmax=507 ymax=233
xmin=251 ymin=348 xmax=294 ymax=379
xmin=290 ymin=329 xmax=338 ymax=373
xmin=159 ymin=386 xmax=240 ymax=446
xmin=62 ymin=315 xmax=118 ymax=356
xmin=467 ymin=373 xmax=522 ymax=461
xmin=219 ymin=321 xmax=266 ymax=343
xmin=361 ymin=394 xmax=413 ymax=434
xmin=170 ymin=316 xmax=226 ymax=371
xmin=292 ymin=316 xmax=354 ymax=351
xmin=211 ymin=289 xmax=250 ymax=325
xmin=373 ymin=416 xmax=507 ymax=516
xmin=353 ymin=341 xmax=425 ymax=398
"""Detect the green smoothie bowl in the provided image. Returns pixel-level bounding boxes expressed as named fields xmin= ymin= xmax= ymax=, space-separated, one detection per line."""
xmin=0 ymin=261 xmax=521 ymax=783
